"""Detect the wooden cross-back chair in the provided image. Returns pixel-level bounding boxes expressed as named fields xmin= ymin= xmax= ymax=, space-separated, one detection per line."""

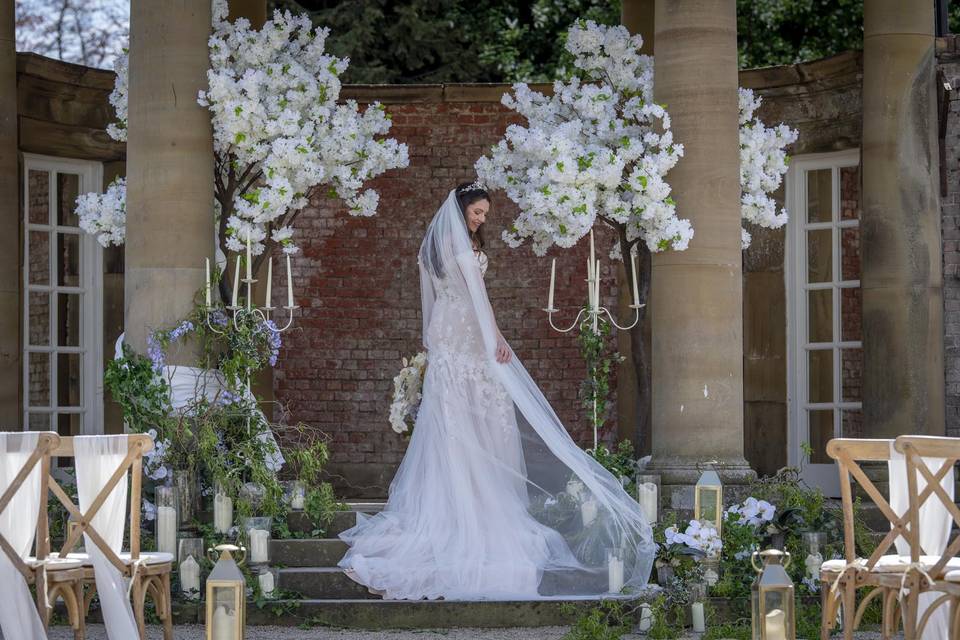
xmin=0 ymin=431 xmax=85 ymax=638
xmin=824 ymin=438 xmax=923 ymax=640
xmin=895 ymin=435 xmax=960 ymax=639
xmin=48 ymin=434 xmax=173 ymax=640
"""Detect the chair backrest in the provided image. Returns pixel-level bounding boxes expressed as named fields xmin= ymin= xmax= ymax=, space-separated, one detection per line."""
xmin=48 ymin=434 xmax=153 ymax=573
xmin=0 ymin=431 xmax=60 ymax=580
xmin=894 ymin=435 xmax=960 ymax=576
xmin=826 ymin=438 xmax=918 ymax=569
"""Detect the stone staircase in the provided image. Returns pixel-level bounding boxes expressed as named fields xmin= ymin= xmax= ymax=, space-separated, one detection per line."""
xmin=236 ymin=502 xmax=633 ymax=629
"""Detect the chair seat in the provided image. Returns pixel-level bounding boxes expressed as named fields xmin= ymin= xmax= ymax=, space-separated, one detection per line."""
xmin=944 ymin=570 xmax=960 ymax=583
xmin=25 ymin=556 xmax=84 ymax=571
xmin=53 ymin=551 xmax=174 ymax=566
xmin=822 ymin=555 xmax=960 ymax=575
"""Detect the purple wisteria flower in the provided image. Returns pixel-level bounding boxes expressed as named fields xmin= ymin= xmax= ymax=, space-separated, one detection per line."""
xmin=265 ymin=319 xmax=281 ymax=366
xmin=217 ymin=390 xmax=243 ymax=406
xmin=147 ymin=334 xmax=165 ymax=371
xmin=210 ymin=309 xmax=229 ymax=327
xmin=169 ymin=320 xmax=195 ymax=341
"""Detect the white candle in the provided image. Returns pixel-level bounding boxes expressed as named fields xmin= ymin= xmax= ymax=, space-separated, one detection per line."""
xmin=631 ymin=252 xmax=640 ymax=306
xmin=286 ymin=254 xmax=294 ymax=308
xmin=589 ymin=228 xmax=595 ymax=271
xmin=265 ymin=256 xmax=273 ymax=308
xmin=691 ymin=601 xmax=706 ymax=633
xmin=805 ymin=552 xmax=823 ymax=581
xmin=214 ymin=492 xmax=233 ymax=534
xmin=249 ymin=528 xmax=270 ymax=564
xmin=291 ymin=487 xmax=305 ymax=510
xmin=156 ymin=506 xmax=177 ymax=558
xmin=607 ymin=555 xmax=624 ymax=593
xmin=205 ymin=258 xmax=211 ymax=306
xmin=245 ymin=232 xmax=252 ymax=280
xmin=213 ymin=606 xmax=235 ymax=640
xmin=637 ymin=482 xmax=658 ymax=524
xmin=580 ymin=498 xmax=598 ymax=527
xmin=594 ymin=259 xmax=601 ymax=308
xmin=258 ymin=570 xmax=275 ymax=597
xmin=231 ymin=257 xmax=240 ymax=308
xmin=547 ymin=258 xmax=556 ymax=310
xmin=180 ymin=555 xmax=200 ymax=599
xmin=586 ymin=257 xmax=594 ymax=308
xmin=637 ymin=604 xmax=653 ymax=632
xmin=765 ymin=609 xmax=787 ymax=640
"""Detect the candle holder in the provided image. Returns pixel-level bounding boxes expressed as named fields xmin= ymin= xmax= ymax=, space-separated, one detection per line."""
xmin=155 ymin=486 xmax=178 ymax=559
xmin=636 ymin=473 xmax=661 ymax=525
xmin=243 ymin=517 xmax=272 ymax=567
xmin=178 ymin=538 xmax=204 ymax=601
xmin=542 ymin=231 xmax=645 ymax=449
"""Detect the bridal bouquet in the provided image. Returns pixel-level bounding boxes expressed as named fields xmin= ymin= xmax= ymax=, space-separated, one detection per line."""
xmin=388 ymin=352 xmax=427 ymax=435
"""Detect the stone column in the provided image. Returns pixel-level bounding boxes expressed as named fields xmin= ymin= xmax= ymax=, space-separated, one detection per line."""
xmin=861 ymin=0 xmax=944 ymax=438
xmin=0 ymin=0 xmax=19 ymax=427
xmin=228 ymin=0 xmax=267 ymax=29
xmin=621 ymin=0 xmax=654 ymax=55
xmin=125 ymin=2 xmax=214 ymax=361
xmin=647 ymin=0 xmax=754 ymax=498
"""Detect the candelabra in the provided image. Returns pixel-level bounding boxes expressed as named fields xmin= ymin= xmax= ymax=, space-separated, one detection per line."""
xmin=542 ymin=230 xmax=644 ymax=450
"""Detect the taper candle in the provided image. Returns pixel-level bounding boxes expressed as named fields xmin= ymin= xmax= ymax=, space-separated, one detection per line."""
xmin=286 ymin=254 xmax=294 ymax=308
xmin=205 ymin=258 xmax=211 ymax=306
xmin=631 ymin=253 xmax=640 ymax=306
xmin=231 ymin=257 xmax=240 ymax=308
xmin=245 ymin=232 xmax=252 ymax=280
xmin=548 ymin=258 xmax=556 ymax=310
xmin=594 ymin=259 xmax=601 ymax=309
xmin=589 ymin=229 xmax=595 ymax=270
xmin=265 ymin=257 xmax=273 ymax=308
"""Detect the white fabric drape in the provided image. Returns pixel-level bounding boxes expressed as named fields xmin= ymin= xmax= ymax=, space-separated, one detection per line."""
xmin=340 ymin=190 xmax=656 ymax=599
xmin=888 ymin=443 xmax=954 ymax=639
xmin=74 ymin=435 xmax=138 ymax=640
xmin=0 ymin=432 xmax=47 ymax=640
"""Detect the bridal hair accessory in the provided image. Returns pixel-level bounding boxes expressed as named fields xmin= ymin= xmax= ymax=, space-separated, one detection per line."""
xmin=459 ymin=179 xmax=486 ymax=193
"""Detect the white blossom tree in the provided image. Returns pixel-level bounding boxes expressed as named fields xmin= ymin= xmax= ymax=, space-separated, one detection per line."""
xmin=76 ymin=0 xmax=410 ymax=302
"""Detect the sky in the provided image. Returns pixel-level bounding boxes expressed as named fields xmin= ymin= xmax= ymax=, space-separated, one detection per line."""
xmin=15 ymin=0 xmax=129 ymax=70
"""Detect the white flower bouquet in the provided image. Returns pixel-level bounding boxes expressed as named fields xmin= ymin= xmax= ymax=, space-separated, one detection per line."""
xmin=388 ymin=351 xmax=427 ymax=435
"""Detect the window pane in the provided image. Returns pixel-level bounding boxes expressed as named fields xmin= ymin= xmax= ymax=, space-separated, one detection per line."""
xmin=808 ymin=289 xmax=832 ymax=343
xmin=809 ymin=349 xmax=833 ymax=403
xmin=57 ymin=293 xmax=81 ymax=347
xmin=841 ymin=287 xmax=862 ymax=342
xmin=841 ymin=227 xmax=860 ymax=282
xmin=28 ymin=231 xmax=50 ymax=286
xmin=56 ymin=173 xmax=81 ymax=227
xmin=28 ymin=170 xmax=50 ymax=225
xmin=57 ymin=413 xmax=82 ymax=438
xmin=840 ymin=166 xmax=860 ymax=220
xmin=28 ymin=292 xmax=50 ymax=346
xmin=808 ymin=409 xmax=835 ymax=464
xmin=57 ymin=233 xmax=80 ymax=286
xmin=807 ymin=229 xmax=832 ymax=283
xmin=842 ymin=408 xmax=865 ymax=439
xmin=841 ymin=349 xmax=863 ymax=402
xmin=28 ymin=413 xmax=50 ymax=430
xmin=57 ymin=353 xmax=82 ymax=408
xmin=28 ymin=352 xmax=50 ymax=406
xmin=807 ymin=168 xmax=833 ymax=223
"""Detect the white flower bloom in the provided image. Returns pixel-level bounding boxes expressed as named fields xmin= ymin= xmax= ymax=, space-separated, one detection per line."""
xmin=388 ymin=351 xmax=428 ymax=434
xmin=76 ymin=177 xmax=126 ymax=247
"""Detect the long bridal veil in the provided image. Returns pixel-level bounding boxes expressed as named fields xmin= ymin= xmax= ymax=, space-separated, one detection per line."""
xmin=417 ymin=189 xmax=656 ymax=596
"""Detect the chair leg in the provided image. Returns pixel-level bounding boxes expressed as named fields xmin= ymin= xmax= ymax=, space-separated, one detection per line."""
xmin=882 ymin=588 xmax=899 ymax=639
xmin=821 ymin=583 xmax=839 ymax=640
xmin=951 ymin=597 xmax=960 ymax=640
xmin=131 ymin=574 xmax=147 ymax=640
xmin=35 ymin=573 xmax=50 ymax=629
xmin=161 ymin=573 xmax=174 ymax=640
xmin=902 ymin=579 xmax=920 ymax=640
xmin=841 ymin=580 xmax=857 ymax=640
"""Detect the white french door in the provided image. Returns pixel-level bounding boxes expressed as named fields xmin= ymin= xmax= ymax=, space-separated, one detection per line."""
xmin=786 ymin=150 xmax=862 ymax=497
xmin=22 ymin=154 xmax=104 ymax=435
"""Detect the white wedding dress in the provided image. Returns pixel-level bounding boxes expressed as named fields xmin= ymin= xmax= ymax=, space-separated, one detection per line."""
xmin=339 ymin=190 xmax=656 ymax=600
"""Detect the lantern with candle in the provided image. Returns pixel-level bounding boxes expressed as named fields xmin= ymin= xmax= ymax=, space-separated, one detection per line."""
xmin=206 ymin=544 xmax=247 ymax=640
xmin=178 ymin=538 xmax=204 ymax=601
xmin=155 ymin=485 xmax=178 ymax=559
xmin=690 ymin=581 xmax=707 ymax=634
xmin=751 ymin=549 xmax=796 ymax=640
xmin=635 ymin=473 xmax=660 ymax=525
xmin=694 ymin=467 xmax=724 ymax=537
xmin=214 ymin=481 xmax=234 ymax=535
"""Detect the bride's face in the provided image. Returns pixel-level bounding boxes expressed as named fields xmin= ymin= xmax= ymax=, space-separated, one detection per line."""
xmin=466 ymin=199 xmax=489 ymax=233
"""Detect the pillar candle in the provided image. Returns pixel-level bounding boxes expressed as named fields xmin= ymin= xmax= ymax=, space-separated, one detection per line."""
xmin=156 ymin=506 xmax=177 ymax=557
xmin=205 ymin=258 xmax=211 ymax=306
xmin=286 ymin=254 xmax=294 ymax=308
xmin=290 ymin=485 xmax=305 ymax=510
xmin=265 ymin=256 xmax=273 ymax=308
xmin=547 ymin=257 xmax=556 ymax=310
xmin=258 ymin=570 xmax=275 ymax=597
xmin=580 ymin=498 xmax=598 ymax=527
xmin=231 ymin=257 xmax=240 ymax=308
xmin=805 ymin=552 xmax=823 ymax=581
xmin=245 ymin=232 xmax=252 ymax=280
xmin=607 ymin=555 xmax=624 ymax=593
xmin=637 ymin=604 xmax=653 ymax=632
xmin=765 ymin=609 xmax=787 ymax=640
xmin=214 ymin=492 xmax=233 ymax=534
xmin=594 ymin=259 xmax=601 ymax=308
xmin=637 ymin=482 xmax=658 ymax=524
xmin=213 ymin=606 xmax=235 ymax=640
xmin=631 ymin=252 xmax=640 ymax=306
xmin=179 ymin=555 xmax=200 ymax=599
xmin=691 ymin=601 xmax=706 ymax=633
xmin=249 ymin=528 xmax=270 ymax=564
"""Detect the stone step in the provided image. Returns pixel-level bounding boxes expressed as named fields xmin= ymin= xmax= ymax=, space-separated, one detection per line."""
xmin=270 ymin=538 xmax=348 ymax=567
xmin=277 ymin=567 xmax=378 ymax=599
xmin=243 ymin=596 xmax=631 ymax=628
xmin=282 ymin=503 xmax=383 ymax=536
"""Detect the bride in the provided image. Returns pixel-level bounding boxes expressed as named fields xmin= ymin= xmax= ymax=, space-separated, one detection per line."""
xmin=339 ymin=183 xmax=656 ymax=600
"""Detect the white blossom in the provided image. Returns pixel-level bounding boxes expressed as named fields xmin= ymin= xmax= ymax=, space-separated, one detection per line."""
xmin=665 ymin=519 xmax=722 ymax=556
xmin=726 ymin=495 xmax=777 ymax=527
xmin=76 ymin=176 xmax=126 ymax=247
xmin=388 ymin=351 xmax=427 ymax=434
xmin=106 ymin=50 xmax=128 ymax=142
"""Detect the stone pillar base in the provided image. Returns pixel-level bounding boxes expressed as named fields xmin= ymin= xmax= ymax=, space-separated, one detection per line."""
xmin=645 ymin=455 xmax=756 ymax=512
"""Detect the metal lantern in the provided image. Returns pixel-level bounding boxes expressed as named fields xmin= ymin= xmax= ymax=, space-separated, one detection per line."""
xmin=694 ymin=467 xmax=724 ymax=535
xmin=751 ymin=549 xmax=796 ymax=640
xmin=206 ymin=544 xmax=247 ymax=640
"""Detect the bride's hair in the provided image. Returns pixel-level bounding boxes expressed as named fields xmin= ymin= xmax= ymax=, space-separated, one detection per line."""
xmin=456 ymin=182 xmax=489 ymax=251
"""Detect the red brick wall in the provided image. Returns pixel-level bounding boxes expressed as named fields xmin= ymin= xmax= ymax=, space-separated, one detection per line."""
xmin=274 ymin=98 xmax=620 ymax=470
xmin=839 ymin=165 xmax=864 ymax=438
